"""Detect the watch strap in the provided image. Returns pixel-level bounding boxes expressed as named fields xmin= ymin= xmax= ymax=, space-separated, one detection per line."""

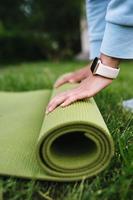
xmin=91 ymin=58 xmax=120 ymax=79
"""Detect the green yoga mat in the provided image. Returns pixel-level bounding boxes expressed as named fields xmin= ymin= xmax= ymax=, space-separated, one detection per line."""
xmin=0 ymin=83 xmax=114 ymax=182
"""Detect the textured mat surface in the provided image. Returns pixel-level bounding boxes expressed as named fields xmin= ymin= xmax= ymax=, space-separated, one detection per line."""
xmin=0 ymin=84 xmax=114 ymax=181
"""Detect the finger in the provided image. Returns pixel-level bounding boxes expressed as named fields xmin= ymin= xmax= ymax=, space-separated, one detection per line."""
xmin=69 ymin=76 xmax=81 ymax=83
xmin=69 ymin=77 xmax=79 ymax=83
xmin=46 ymin=94 xmax=68 ymax=113
xmin=60 ymin=89 xmax=79 ymax=107
xmin=46 ymin=87 xmax=77 ymax=113
xmin=54 ymin=73 xmax=72 ymax=88
xmin=54 ymin=78 xmax=67 ymax=88
xmin=61 ymin=95 xmax=77 ymax=107
xmin=61 ymin=90 xmax=91 ymax=107
xmin=68 ymin=79 xmax=75 ymax=83
xmin=47 ymin=94 xmax=64 ymax=110
xmin=68 ymin=73 xmax=83 ymax=83
xmin=47 ymin=91 xmax=69 ymax=109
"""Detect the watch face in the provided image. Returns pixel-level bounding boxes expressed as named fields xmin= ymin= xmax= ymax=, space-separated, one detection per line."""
xmin=90 ymin=57 xmax=99 ymax=73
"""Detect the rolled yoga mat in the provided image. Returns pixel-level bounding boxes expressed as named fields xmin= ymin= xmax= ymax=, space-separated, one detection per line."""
xmin=0 ymin=83 xmax=114 ymax=182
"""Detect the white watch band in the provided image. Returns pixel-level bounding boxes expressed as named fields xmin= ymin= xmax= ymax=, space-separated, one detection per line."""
xmin=93 ymin=59 xmax=120 ymax=79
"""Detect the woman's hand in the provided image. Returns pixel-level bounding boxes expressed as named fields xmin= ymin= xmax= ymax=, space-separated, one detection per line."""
xmin=54 ymin=65 xmax=91 ymax=88
xmin=46 ymin=54 xmax=120 ymax=114
xmin=46 ymin=74 xmax=112 ymax=114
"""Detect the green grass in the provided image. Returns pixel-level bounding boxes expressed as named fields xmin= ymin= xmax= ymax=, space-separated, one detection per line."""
xmin=0 ymin=60 xmax=133 ymax=200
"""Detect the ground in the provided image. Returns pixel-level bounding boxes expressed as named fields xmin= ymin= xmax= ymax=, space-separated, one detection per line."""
xmin=0 ymin=60 xmax=133 ymax=200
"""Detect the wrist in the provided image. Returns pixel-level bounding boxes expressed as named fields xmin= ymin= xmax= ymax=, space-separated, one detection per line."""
xmin=90 ymin=57 xmax=120 ymax=79
xmin=100 ymin=53 xmax=121 ymax=68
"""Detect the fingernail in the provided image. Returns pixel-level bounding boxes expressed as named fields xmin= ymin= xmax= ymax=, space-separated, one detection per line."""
xmin=49 ymin=107 xmax=53 ymax=112
xmin=45 ymin=107 xmax=51 ymax=114
xmin=69 ymin=79 xmax=74 ymax=83
xmin=61 ymin=103 xmax=65 ymax=107
xmin=54 ymin=85 xmax=58 ymax=88
xmin=45 ymin=109 xmax=49 ymax=114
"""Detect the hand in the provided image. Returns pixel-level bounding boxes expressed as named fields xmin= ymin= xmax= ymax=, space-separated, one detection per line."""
xmin=46 ymin=74 xmax=112 ymax=114
xmin=54 ymin=65 xmax=91 ymax=88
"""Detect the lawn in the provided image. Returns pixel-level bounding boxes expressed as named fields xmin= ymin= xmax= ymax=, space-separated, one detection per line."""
xmin=0 ymin=60 xmax=133 ymax=200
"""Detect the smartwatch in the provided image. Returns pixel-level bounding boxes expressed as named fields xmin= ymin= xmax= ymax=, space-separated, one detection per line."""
xmin=90 ymin=57 xmax=120 ymax=79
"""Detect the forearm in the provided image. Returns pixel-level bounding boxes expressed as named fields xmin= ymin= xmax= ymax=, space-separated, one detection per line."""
xmin=86 ymin=0 xmax=108 ymax=59
xmin=100 ymin=0 xmax=133 ymax=59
